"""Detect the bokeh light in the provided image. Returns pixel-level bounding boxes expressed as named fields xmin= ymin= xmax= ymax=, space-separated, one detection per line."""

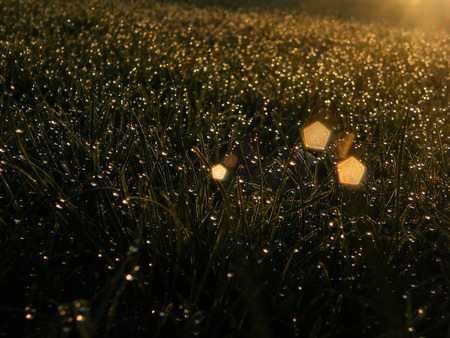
xmin=211 ymin=164 xmax=227 ymax=181
xmin=223 ymin=153 xmax=238 ymax=168
xmin=337 ymin=156 xmax=366 ymax=186
xmin=302 ymin=122 xmax=331 ymax=151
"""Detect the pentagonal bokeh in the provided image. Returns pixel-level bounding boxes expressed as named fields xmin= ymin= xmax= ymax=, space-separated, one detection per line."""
xmin=302 ymin=121 xmax=331 ymax=151
xmin=211 ymin=164 xmax=227 ymax=181
xmin=337 ymin=156 xmax=366 ymax=185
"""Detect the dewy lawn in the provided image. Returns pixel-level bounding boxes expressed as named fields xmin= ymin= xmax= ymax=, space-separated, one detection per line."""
xmin=0 ymin=0 xmax=449 ymax=336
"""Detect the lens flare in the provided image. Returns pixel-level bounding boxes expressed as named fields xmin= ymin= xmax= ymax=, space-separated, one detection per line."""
xmin=302 ymin=122 xmax=331 ymax=151
xmin=223 ymin=153 xmax=238 ymax=168
xmin=337 ymin=156 xmax=366 ymax=186
xmin=335 ymin=132 xmax=355 ymax=160
xmin=211 ymin=164 xmax=227 ymax=181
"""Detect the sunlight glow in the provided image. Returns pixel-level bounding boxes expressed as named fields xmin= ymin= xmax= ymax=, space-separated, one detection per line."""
xmin=337 ymin=156 xmax=366 ymax=186
xmin=302 ymin=122 xmax=331 ymax=151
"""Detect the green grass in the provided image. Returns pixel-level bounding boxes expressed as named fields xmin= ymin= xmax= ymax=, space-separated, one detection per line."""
xmin=1 ymin=0 xmax=449 ymax=336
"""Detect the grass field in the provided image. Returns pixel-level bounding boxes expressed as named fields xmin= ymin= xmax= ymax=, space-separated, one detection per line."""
xmin=1 ymin=0 xmax=449 ymax=336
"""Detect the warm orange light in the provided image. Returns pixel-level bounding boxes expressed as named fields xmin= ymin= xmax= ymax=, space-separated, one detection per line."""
xmin=211 ymin=164 xmax=227 ymax=181
xmin=337 ymin=156 xmax=366 ymax=186
xmin=302 ymin=122 xmax=331 ymax=151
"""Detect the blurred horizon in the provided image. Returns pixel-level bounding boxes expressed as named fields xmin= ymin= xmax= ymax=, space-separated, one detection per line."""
xmin=151 ymin=0 xmax=450 ymax=30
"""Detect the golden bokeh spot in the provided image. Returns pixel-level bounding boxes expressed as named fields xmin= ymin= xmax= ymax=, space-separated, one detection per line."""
xmin=211 ymin=164 xmax=227 ymax=181
xmin=337 ymin=156 xmax=366 ymax=186
xmin=302 ymin=121 xmax=331 ymax=151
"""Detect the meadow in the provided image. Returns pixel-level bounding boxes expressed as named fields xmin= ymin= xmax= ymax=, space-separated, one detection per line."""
xmin=0 ymin=0 xmax=449 ymax=336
